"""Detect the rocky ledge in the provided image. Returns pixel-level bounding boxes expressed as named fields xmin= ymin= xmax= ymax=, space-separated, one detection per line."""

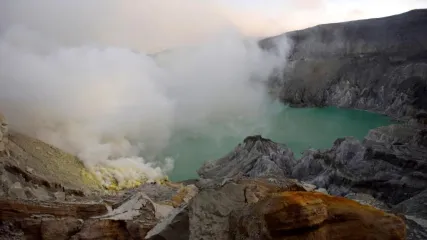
xmin=261 ymin=9 xmax=427 ymax=120
xmin=198 ymin=122 xmax=427 ymax=240
xmin=0 ymin=112 xmax=412 ymax=239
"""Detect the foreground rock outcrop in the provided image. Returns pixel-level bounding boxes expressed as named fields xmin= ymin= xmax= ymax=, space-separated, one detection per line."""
xmin=0 ymin=192 xmax=162 ymax=239
xmin=146 ymin=177 xmax=405 ymax=240
xmin=262 ymin=9 xmax=427 ymax=119
xmin=0 ymin=172 xmax=195 ymax=239
xmin=230 ymin=191 xmax=405 ymax=240
xmin=197 ymin=122 xmax=426 ymax=239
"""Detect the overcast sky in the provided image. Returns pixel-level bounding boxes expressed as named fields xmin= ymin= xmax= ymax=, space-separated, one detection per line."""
xmin=218 ymin=0 xmax=427 ymax=36
xmin=1 ymin=0 xmax=426 ymax=52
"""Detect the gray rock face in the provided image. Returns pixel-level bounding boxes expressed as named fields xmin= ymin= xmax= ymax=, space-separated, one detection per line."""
xmin=189 ymin=183 xmax=246 ymax=240
xmin=198 ymin=135 xmax=296 ymax=180
xmin=145 ymin=206 xmax=189 ymax=240
xmin=290 ymin=123 xmax=427 ymax=239
xmin=394 ymin=189 xmax=427 ymax=221
xmin=406 ymin=217 xmax=427 ymax=240
xmin=197 ymin=124 xmax=426 ymax=207
xmin=189 ymin=177 xmax=306 ymax=240
xmin=345 ymin=193 xmax=390 ymax=211
xmin=292 ymin=124 xmax=427 ymax=205
xmin=262 ymin=9 xmax=427 ymax=119
xmin=345 ymin=192 xmax=427 ymax=240
xmin=394 ymin=190 xmax=427 ymax=240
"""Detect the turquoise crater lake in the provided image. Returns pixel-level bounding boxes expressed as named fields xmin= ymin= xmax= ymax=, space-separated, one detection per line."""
xmin=161 ymin=106 xmax=391 ymax=181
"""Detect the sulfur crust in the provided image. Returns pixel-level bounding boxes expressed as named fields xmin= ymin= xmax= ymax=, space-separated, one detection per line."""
xmin=7 ymin=130 xmax=169 ymax=193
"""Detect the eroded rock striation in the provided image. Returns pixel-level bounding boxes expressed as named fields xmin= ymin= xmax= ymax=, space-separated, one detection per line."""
xmin=0 ymin=192 xmax=160 ymax=240
xmin=292 ymin=128 xmax=427 ymax=204
xmin=198 ymin=135 xmax=296 ymax=180
xmin=0 ymin=173 xmax=194 ymax=240
xmin=230 ymin=191 xmax=405 ymax=240
xmin=262 ymin=9 xmax=427 ymax=119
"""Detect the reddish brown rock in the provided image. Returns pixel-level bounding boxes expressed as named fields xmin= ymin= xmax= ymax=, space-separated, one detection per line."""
xmin=17 ymin=219 xmax=42 ymax=240
xmin=70 ymin=219 xmax=131 ymax=240
xmin=41 ymin=218 xmax=83 ymax=240
xmin=238 ymin=178 xmax=307 ymax=204
xmin=230 ymin=191 xmax=406 ymax=240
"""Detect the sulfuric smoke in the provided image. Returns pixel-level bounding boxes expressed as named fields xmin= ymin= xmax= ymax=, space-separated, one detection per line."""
xmin=0 ymin=0 xmax=290 ymax=186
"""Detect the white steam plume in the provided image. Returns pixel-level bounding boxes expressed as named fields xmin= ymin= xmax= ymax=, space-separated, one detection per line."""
xmin=0 ymin=1 xmax=290 ymax=186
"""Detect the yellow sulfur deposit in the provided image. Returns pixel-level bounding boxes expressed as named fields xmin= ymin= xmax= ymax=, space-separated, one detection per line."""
xmin=90 ymin=165 xmax=169 ymax=191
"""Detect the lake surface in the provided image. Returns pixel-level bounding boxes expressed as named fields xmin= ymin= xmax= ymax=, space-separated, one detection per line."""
xmin=161 ymin=106 xmax=391 ymax=181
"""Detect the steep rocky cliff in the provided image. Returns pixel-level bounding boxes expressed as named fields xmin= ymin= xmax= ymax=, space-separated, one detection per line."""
xmin=262 ymin=9 xmax=427 ymax=119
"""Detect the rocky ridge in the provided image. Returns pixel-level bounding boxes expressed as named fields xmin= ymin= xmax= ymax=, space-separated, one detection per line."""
xmin=253 ymin=12 xmax=427 ymax=238
xmin=262 ymin=9 xmax=427 ymax=120
xmin=197 ymin=122 xmax=427 ymax=240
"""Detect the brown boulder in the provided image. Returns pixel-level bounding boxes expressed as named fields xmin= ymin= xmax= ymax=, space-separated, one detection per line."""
xmin=70 ymin=219 xmax=131 ymax=240
xmin=41 ymin=218 xmax=83 ymax=240
xmin=230 ymin=191 xmax=406 ymax=240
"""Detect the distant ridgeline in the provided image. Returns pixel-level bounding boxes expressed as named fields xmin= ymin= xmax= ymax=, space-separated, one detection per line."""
xmin=260 ymin=9 xmax=427 ymax=120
